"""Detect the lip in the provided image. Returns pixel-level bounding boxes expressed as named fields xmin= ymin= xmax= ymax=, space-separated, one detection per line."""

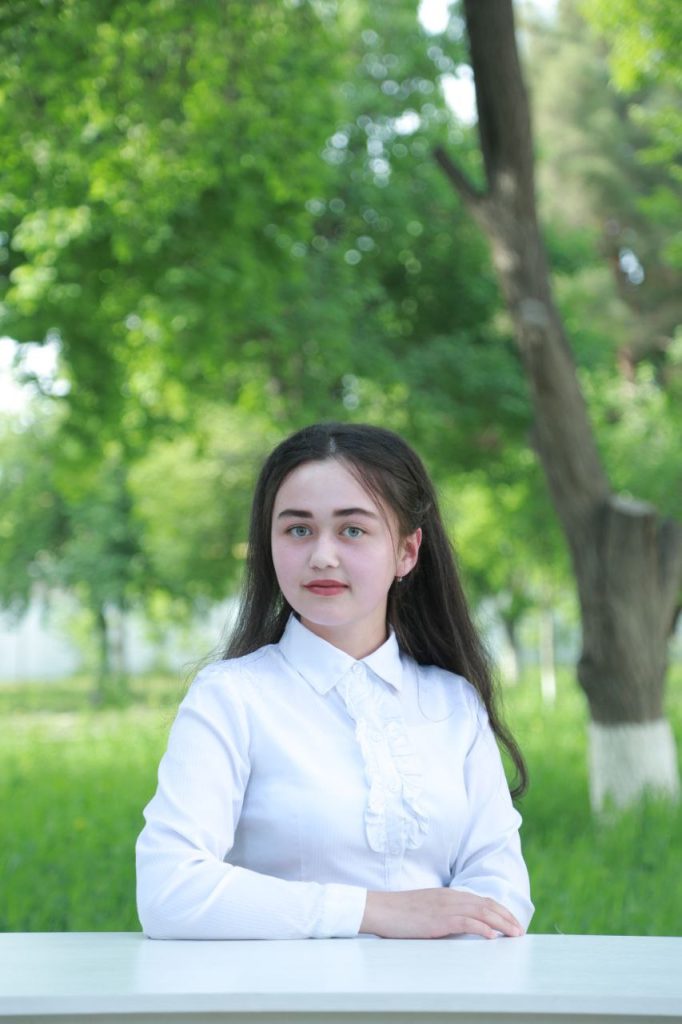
xmin=303 ymin=580 xmax=348 ymax=595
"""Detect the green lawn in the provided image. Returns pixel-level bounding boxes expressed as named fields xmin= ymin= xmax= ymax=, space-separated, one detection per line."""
xmin=1 ymin=666 xmax=680 ymax=934
xmin=507 ymin=667 xmax=682 ymax=935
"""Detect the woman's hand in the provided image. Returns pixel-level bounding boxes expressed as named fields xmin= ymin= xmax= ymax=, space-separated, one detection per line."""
xmin=360 ymin=888 xmax=524 ymax=940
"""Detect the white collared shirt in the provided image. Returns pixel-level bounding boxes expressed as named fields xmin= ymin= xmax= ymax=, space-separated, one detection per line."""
xmin=136 ymin=616 xmax=533 ymax=939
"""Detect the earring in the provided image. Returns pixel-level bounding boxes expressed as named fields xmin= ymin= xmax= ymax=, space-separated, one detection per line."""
xmin=396 ymin=575 xmax=404 ymax=583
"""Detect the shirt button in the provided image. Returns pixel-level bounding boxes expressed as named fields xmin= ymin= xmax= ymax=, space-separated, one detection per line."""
xmin=388 ymin=779 xmax=400 ymax=793
xmin=352 ymin=663 xmax=362 ymax=674
xmin=389 ymin=842 xmax=400 ymax=855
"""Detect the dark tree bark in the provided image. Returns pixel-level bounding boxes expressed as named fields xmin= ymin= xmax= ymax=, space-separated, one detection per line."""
xmin=92 ymin=604 xmax=111 ymax=707
xmin=435 ymin=0 xmax=682 ymax=808
xmin=499 ymin=608 xmax=523 ymax=684
xmin=92 ymin=603 xmax=129 ymax=706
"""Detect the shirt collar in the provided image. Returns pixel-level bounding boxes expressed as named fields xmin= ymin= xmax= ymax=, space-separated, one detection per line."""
xmin=278 ymin=615 xmax=403 ymax=695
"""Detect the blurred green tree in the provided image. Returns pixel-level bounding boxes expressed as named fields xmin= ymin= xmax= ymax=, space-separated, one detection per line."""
xmin=0 ymin=0 xmax=346 ymax=438
xmin=526 ymin=0 xmax=681 ymax=540
xmin=2 ymin=0 xmax=535 ymax=700
xmin=0 ymin=413 xmax=146 ymax=699
xmin=580 ymin=0 xmax=682 ymax=272
xmin=435 ymin=0 xmax=681 ymax=810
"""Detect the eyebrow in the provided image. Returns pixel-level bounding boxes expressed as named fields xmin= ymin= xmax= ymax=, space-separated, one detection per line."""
xmin=276 ymin=507 xmax=379 ymax=520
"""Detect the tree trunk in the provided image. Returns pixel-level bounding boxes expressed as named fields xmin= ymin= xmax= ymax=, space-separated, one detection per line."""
xmin=110 ymin=603 xmax=129 ymax=690
xmin=94 ymin=603 xmax=130 ymax=704
xmin=435 ymin=0 xmax=682 ymax=810
xmin=499 ymin=610 xmax=522 ymax=685
xmin=539 ymin=605 xmax=556 ymax=707
xmin=93 ymin=605 xmax=111 ymax=706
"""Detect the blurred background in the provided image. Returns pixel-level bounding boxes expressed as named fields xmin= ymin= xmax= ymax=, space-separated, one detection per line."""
xmin=0 ymin=0 xmax=680 ymax=935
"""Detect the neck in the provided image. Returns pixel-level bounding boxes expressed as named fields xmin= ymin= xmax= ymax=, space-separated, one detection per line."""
xmin=299 ymin=617 xmax=388 ymax=660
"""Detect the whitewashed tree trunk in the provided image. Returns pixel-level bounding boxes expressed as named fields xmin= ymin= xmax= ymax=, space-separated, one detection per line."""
xmin=588 ymin=720 xmax=680 ymax=812
xmin=435 ymin=0 xmax=682 ymax=810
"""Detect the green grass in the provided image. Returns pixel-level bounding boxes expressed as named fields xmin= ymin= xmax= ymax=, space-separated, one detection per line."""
xmin=0 ymin=674 xmax=184 ymax=932
xmin=505 ymin=666 xmax=682 ymax=936
xmin=1 ymin=667 xmax=681 ymax=934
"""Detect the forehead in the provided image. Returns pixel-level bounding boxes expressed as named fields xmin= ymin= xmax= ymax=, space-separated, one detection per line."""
xmin=272 ymin=459 xmax=385 ymax=516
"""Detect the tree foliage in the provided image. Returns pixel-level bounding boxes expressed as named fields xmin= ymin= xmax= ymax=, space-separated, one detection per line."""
xmin=526 ymin=0 xmax=681 ymax=517
xmin=0 ymin=0 xmax=679 ymax=703
xmin=578 ymin=0 xmax=682 ymax=268
xmin=0 ymin=0 xmax=346 ymax=437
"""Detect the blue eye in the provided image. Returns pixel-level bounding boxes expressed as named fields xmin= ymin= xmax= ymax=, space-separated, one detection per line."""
xmin=343 ymin=526 xmax=364 ymax=539
xmin=288 ymin=525 xmax=311 ymax=538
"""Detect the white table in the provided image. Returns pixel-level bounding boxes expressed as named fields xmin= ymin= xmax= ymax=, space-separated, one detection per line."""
xmin=1 ymin=932 xmax=680 ymax=1022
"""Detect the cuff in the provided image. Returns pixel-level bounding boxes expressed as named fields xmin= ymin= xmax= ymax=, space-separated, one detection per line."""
xmin=313 ymin=884 xmax=367 ymax=938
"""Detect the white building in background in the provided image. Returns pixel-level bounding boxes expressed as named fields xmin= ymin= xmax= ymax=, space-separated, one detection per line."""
xmin=0 ymin=591 xmax=237 ymax=683
xmin=0 ymin=595 xmax=81 ymax=681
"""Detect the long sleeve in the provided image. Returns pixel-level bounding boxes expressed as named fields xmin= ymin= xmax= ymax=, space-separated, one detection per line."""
xmin=136 ymin=666 xmax=367 ymax=939
xmin=448 ymin=698 xmax=534 ymax=930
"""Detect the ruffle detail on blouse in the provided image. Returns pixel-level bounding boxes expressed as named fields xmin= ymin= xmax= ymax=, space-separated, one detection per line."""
xmin=338 ymin=666 xmax=429 ymax=856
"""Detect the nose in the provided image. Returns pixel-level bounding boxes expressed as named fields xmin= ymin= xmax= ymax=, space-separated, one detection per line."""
xmin=308 ymin=532 xmax=340 ymax=570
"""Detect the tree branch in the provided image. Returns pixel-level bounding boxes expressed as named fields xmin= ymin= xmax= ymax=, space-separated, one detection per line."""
xmin=432 ymin=145 xmax=486 ymax=214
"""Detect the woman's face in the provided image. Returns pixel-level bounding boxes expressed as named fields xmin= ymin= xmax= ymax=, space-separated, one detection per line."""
xmin=271 ymin=459 xmax=421 ymax=659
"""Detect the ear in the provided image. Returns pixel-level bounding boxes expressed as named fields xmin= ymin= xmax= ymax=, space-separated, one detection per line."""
xmin=397 ymin=527 xmax=422 ymax=578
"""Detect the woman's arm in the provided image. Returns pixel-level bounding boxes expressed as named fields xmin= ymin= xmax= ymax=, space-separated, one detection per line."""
xmin=447 ymin=701 xmax=534 ymax=930
xmin=360 ymin=693 xmax=533 ymax=941
xmin=136 ymin=667 xmax=366 ymax=940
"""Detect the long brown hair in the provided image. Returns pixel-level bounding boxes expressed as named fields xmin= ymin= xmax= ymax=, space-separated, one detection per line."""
xmin=225 ymin=422 xmax=528 ymax=797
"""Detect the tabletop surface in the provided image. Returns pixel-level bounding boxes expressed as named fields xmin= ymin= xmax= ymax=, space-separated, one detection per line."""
xmin=1 ymin=932 xmax=681 ymax=1017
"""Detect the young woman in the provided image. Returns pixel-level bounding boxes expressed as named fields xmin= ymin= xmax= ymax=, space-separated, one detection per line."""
xmin=136 ymin=422 xmax=533 ymax=940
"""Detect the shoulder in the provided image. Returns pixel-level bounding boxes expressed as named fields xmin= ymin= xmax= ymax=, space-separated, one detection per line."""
xmin=193 ymin=645 xmax=273 ymax=682
xmin=169 ymin=646 xmax=282 ymax=746
xmin=184 ymin=645 xmax=278 ymax=707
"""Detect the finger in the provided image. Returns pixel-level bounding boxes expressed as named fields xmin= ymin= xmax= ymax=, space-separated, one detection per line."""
xmin=448 ymin=890 xmax=520 ymax=926
xmin=479 ymin=905 xmax=523 ymax=936
xmin=467 ymin=896 xmax=523 ymax=933
xmin=456 ymin=900 xmax=523 ymax=937
xmin=448 ymin=916 xmax=501 ymax=940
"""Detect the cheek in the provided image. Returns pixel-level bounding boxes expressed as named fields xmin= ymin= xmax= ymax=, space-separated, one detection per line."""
xmin=271 ymin=538 xmax=298 ymax=583
xmin=357 ymin=542 xmax=399 ymax=584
